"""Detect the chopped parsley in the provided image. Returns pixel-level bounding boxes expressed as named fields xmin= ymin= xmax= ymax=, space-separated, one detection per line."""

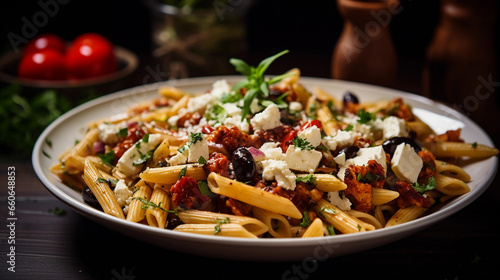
xmin=356 ymin=108 xmax=376 ymax=124
xmin=326 ymin=224 xmax=336 ymax=236
xmin=299 ymin=211 xmax=312 ymax=227
xmin=118 ymin=127 xmax=128 ymax=137
xmin=205 ymin=104 xmax=227 ymax=124
xmin=142 ymin=134 xmax=149 ymax=143
xmin=198 ymin=181 xmax=216 ymax=198
xmin=292 ymin=136 xmax=314 ymax=150
xmin=356 ymin=172 xmax=382 ymax=183
xmin=97 ymin=150 xmax=115 ymax=166
xmin=178 ymin=166 xmax=188 ymax=179
xmin=132 ymin=150 xmax=154 ymax=166
xmin=198 ymin=156 xmax=207 ymax=165
xmin=320 ymin=207 xmax=337 ymax=216
xmin=472 ymin=142 xmax=478 ymax=149
xmin=296 ymin=174 xmax=317 ymax=185
xmin=214 ymin=217 xmax=230 ymax=235
xmin=344 ymin=124 xmax=353 ymax=131
xmin=411 ymin=177 xmax=437 ymax=193
xmin=189 ymin=132 xmax=204 ymax=144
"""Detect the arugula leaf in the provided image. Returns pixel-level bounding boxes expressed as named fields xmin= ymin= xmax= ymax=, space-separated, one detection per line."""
xmin=412 ymin=177 xmax=437 ymax=193
xmin=229 ymin=50 xmax=290 ymax=120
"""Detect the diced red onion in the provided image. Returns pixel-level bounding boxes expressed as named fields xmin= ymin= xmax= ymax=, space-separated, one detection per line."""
xmin=93 ymin=141 xmax=105 ymax=154
xmin=247 ymin=147 xmax=266 ymax=161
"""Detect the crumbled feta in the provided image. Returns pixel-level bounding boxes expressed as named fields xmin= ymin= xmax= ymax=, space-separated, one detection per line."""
xmin=210 ymin=79 xmax=230 ymax=99
xmin=186 ymin=93 xmax=218 ymax=113
xmin=259 ymin=142 xmax=285 ymax=161
xmin=114 ymin=179 xmax=133 ymax=208
xmin=289 ymin=101 xmax=303 ymax=111
xmin=383 ymin=116 xmax=408 ymax=140
xmin=323 ymin=130 xmax=357 ymax=151
xmin=223 ymin=116 xmax=250 ymax=133
xmin=337 ymin=145 xmax=387 ymax=180
xmin=97 ymin=122 xmax=121 ymax=144
xmin=327 ymin=191 xmax=352 ymax=211
xmin=285 ymin=145 xmax=322 ymax=173
xmin=391 ymin=143 xmax=422 ymax=183
xmin=261 ymin=159 xmax=296 ymax=190
xmin=168 ymin=148 xmax=188 ymax=166
xmin=250 ymin=103 xmax=282 ymax=131
xmin=297 ymin=126 xmax=322 ymax=148
xmin=222 ymin=103 xmax=242 ymax=117
xmin=334 ymin=152 xmax=346 ymax=166
xmin=250 ymin=98 xmax=263 ymax=114
xmin=116 ymin=134 xmax=163 ymax=177
xmin=187 ymin=136 xmax=209 ymax=163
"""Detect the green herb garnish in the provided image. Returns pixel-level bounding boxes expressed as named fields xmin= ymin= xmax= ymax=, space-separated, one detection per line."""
xmin=229 ymin=50 xmax=291 ymax=120
xmin=356 ymin=172 xmax=382 ymax=183
xmin=198 ymin=181 xmax=216 ymax=198
xmin=299 ymin=211 xmax=312 ymax=227
xmin=178 ymin=166 xmax=188 ymax=179
xmin=98 ymin=150 xmax=115 ymax=166
xmin=189 ymin=132 xmax=204 ymax=144
xmin=292 ymin=136 xmax=314 ymax=150
xmin=356 ymin=108 xmax=376 ymax=124
xmin=296 ymin=174 xmax=317 ymax=185
xmin=412 ymin=177 xmax=437 ymax=193
xmin=214 ymin=217 xmax=230 ymax=235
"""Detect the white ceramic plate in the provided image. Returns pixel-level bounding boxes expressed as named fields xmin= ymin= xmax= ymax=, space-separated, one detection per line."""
xmin=32 ymin=76 xmax=498 ymax=261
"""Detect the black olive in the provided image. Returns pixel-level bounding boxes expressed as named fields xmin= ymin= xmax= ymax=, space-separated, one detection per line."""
xmin=81 ymin=186 xmax=103 ymax=211
xmin=382 ymin=137 xmax=421 ymax=156
xmin=232 ymin=147 xmax=256 ymax=182
xmin=336 ymin=145 xmax=360 ymax=159
xmin=343 ymin=91 xmax=359 ymax=105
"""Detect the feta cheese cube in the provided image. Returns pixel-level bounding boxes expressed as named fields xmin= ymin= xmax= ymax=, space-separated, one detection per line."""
xmin=116 ymin=134 xmax=163 ymax=177
xmin=337 ymin=145 xmax=387 ymax=180
xmin=297 ymin=126 xmax=322 ymax=148
xmin=168 ymin=148 xmax=188 ymax=166
xmin=187 ymin=136 xmax=209 ymax=163
xmin=327 ymin=191 xmax=352 ymax=211
xmin=391 ymin=143 xmax=422 ymax=183
xmin=285 ymin=145 xmax=322 ymax=173
xmin=114 ymin=179 xmax=133 ymax=207
xmin=250 ymin=103 xmax=282 ymax=131
xmin=261 ymin=159 xmax=296 ymax=190
xmin=289 ymin=101 xmax=303 ymax=111
xmin=383 ymin=116 xmax=408 ymax=140
xmin=323 ymin=130 xmax=357 ymax=151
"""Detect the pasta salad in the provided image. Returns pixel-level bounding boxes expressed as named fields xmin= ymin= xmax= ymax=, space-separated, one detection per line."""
xmin=51 ymin=50 xmax=498 ymax=238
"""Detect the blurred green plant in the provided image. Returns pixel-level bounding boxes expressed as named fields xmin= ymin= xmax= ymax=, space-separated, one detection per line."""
xmin=0 ymin=84 xmax=72 ymax=157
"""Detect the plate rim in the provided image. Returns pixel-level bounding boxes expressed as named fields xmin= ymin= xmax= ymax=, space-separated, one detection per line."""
xmin=32 ymin=76 xmax=498 ymax=255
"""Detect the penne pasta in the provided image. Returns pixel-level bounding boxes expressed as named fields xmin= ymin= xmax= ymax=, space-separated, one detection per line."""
xmin=434 ymin=174 xmax=470 ymax=196
xmin=252 ymin=207 xmax=292 ymax=238
xmin=173 ymin=223 xmax=258 ymax=238
xmin=430 ymin=141 xmax=499 ymax=158
xmin=126 ymin=181 xmax=153 ymax=223
xmin=346 ymin=210 xmax=383 ymax=229
xmin=207 ymin=173 xmax=302 ymax=219
xmin=296 ymin=173 xmax=347 ymax=192
xmin=178 ymin=210 xmax=268 ymax=236
xmin=139 ymin=164 xmax=206 ymax=185
xmin=302 ymin=218 xmax=325 ymax=238
xmin=435 ymin=160 xmax=471 ymax=182
xmin=83 ymin=158 xmax=125 ymax=219
xmin=372 ymin=188 xmax=400 ymax=206
xmin=313 ymin=199 xmax=372 ymax=234
xmin=145 ymin=186 xmax=170 ymax=228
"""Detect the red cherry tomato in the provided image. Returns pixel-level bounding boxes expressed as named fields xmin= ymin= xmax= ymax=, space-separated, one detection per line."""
xmin=65 ymin=33 xmax=117 ymax=79
xmin=280 ymin=120 xmax=322 ymax=152
xmin=17 ymin=49 xmax=66 ymax=80
xmin=23 ymin=34 xmax=66 ymax=55
xmin=300 ymin=119 xmax=322 ymax=130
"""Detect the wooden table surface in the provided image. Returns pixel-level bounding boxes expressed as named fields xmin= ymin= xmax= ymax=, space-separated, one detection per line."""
xmin=1 ymin=51 xmax=499 ymax=280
